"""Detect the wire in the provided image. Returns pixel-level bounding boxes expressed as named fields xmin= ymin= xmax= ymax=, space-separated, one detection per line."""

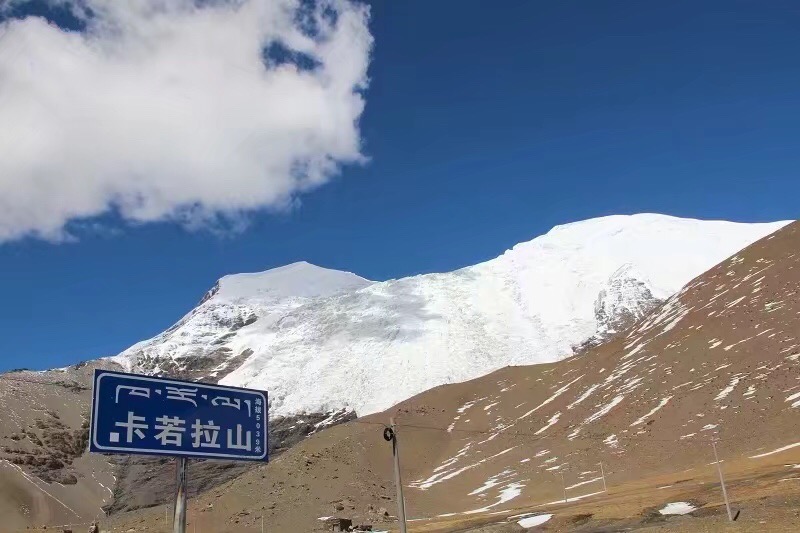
xmin=349 ymin=419 xmax=729 ymax=444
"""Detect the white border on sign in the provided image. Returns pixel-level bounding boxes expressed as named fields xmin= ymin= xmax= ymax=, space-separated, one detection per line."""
xmin=91 ymin=371 xmax=268 ymax=460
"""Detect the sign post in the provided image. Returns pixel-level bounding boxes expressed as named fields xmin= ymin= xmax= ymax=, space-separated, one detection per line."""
xmin=90 ymin=370 xmax=269 ymax=532
xmin=174 ymin=457 xmax=188 ymax=533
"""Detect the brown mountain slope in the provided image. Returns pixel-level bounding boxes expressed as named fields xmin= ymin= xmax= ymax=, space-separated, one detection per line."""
xmin=0 ymin=361 xmax=118 ymax=530
xmin=97 ymin=221 xmax=800 ymax=532
xmin=0 ymin=364 xmax=352 ymax=528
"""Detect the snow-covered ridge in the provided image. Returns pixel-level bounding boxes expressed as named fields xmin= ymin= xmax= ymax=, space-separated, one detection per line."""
xmin=113 ymin=214 xmax=791 ymax=417
xmin=213 ymin=261 xmax=373 ymax=303
xmin=112 ymin=262 xmax=372 ymax=375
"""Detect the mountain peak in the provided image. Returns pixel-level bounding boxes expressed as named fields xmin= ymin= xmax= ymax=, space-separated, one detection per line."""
xmin=212 ymin=261 xmax=372 ymax=303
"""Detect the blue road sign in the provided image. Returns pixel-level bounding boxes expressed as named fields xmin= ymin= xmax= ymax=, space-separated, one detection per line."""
xmin=90 ymin=370 xmax=268 ymax=461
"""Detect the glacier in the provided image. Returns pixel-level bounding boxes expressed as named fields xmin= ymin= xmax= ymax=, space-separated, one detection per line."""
xmin=113 ymin=213 xmax=790 ymax=417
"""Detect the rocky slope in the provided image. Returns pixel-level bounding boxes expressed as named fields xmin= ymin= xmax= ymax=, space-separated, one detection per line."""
xmin=0 ymin=361 xmax=119 ymax=530
xmin=101 ymin=220 xmax=800 ymax=532
xmin=113 ymin=214 xmax=789 ymax=417
xmin=0 ymin=363 xmax=351 ymax=528
xmin=113 ymin=262 xmax=373 ymax=383
xmin=575 ymin=263 xmax=663 ymax=351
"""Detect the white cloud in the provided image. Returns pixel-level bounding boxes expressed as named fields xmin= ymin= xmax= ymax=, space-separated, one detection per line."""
xmin=0 ymin=0 xmax=372 ymax=242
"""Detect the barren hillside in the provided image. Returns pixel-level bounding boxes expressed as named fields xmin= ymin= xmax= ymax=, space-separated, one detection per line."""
xmin=0 ymin=361 xmax=118 ymax=530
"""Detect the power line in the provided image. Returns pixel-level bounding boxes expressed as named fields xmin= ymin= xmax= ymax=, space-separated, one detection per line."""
xmin=350 ymin=419 xmax=728 ymax=444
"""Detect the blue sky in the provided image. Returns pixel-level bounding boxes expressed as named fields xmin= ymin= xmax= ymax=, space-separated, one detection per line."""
xmin=1 ymin=0 xmax=798 ymax=371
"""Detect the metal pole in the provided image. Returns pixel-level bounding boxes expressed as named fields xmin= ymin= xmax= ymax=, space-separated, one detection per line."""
xmin=261 ymin=514 xmax=264 ymax=533
xmin=712 ymin=441 xmax=733 ymax=522
xmin=599 ymin=461 xmax=608 ymax=492
xmin=389 ymin=418 xmax=408 ymax=533
xmin=173 ymin=457 xmax=188 ymax=533
xmin=560 ymin=471 xmax=567 ymax=503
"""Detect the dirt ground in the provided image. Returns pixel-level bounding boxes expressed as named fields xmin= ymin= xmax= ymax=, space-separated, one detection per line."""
xmin=419 ymin=450 xmax=800 ymax=533
xmin=19 ymin=447 xmax=797 ymax=533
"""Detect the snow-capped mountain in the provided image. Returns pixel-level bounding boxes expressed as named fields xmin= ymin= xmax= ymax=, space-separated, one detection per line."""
xmin=113 ymin=262 xmax=373 ymax=379
xmin=113 ymin=214 xmax=790 ymax=417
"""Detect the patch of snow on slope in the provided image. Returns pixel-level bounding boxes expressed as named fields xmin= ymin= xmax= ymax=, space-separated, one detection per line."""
xmin=535 ymin=412 xmax=561 ymax=435
xmin=463 ymin=482 xmax=525 ymax=514
xmin=520 ymin=377 xmax=583 ymax=421
xmin=411 ymin=447 xmax=516 ymax=490
xmin=715 ymin=376 xmax=743 ymax=401
xmin=568 ymin=383 xmax=600 ymax=410
xmin=631 ymin=396 xmax=672 ymax=426
xmin=517 ymin=513 xmax=553 ymax=527
xmin=750 ymin=442 xmax=800 ymax=459
xmin=786 ymin=391 xmax=800 ymax=408
xmin=565 ymin=477 xmax=603 ymax=490
xmin=571 ymin=395 xmax=626 ymax=440
xmin=659 ymin=502 xmax=696 ymax=515
xmin=543 ymin=490 xmax=605 ymax=505
xmin=469 ymin=470 xmax=515 ymax=495
xmin=586 ymin=395 xmax=626 ymax=425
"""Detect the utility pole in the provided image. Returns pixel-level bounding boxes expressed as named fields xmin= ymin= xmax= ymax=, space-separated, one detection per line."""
xmin=599 ymin=461 xmax=608 ymax=492
xmin=173 ymin=457 xmax=188 ymax=533
xmin=712 ymin=441 xmax=733 ymax=522
xmin=559 ymin=471 xmax=567 ymax=503
xmin=386 ymin=418 xmax=408 ymax=533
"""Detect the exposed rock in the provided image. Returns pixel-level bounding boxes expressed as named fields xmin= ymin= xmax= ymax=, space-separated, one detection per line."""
xmin=575 ymin=264 xmax=662 ymax=352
